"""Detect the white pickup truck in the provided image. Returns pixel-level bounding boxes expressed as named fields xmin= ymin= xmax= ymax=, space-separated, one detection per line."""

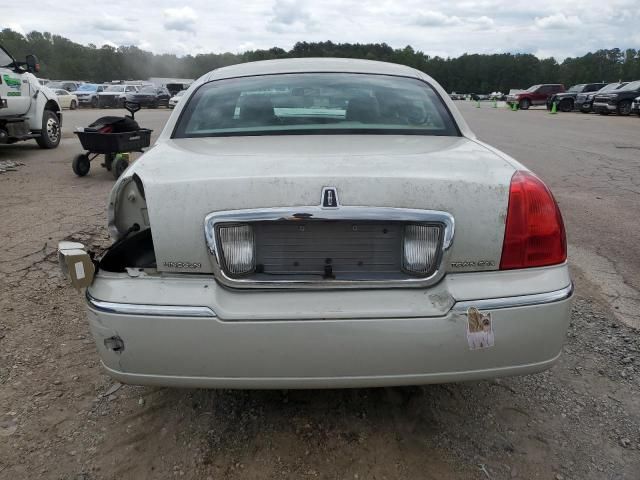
xmin=0 ymin=45 xmax=62 ymax=148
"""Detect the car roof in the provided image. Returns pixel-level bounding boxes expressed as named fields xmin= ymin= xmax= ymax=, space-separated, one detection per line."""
xmin=206 ymin=57 xmax=423 ymax=81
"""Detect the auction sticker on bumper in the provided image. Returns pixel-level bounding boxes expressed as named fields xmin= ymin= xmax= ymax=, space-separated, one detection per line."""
xmin=466 ymin=307 xmax=495 ymax=350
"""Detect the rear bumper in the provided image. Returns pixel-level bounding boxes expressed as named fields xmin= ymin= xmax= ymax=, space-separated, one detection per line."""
xmin=85 ymin=267 xmax=573 ymax=389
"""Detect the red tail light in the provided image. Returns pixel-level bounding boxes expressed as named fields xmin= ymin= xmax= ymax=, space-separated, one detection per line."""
xmin=500 ymin=171 xmax=566 ymax=269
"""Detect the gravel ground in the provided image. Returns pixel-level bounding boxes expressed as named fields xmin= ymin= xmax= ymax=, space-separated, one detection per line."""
xmin=0 ymin=106 xmax=638 ymax=479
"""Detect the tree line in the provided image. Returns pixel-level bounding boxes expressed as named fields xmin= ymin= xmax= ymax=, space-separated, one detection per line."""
xmin=2 ymin=29 xmax=639 ymax=93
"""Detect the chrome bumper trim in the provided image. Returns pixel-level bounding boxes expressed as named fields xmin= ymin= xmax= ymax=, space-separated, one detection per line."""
xmin=452 ymin=283 xmax=573 ymax=313
xmin=592 ymin=102 xmax=616 ymax=110
xmin=86 ymin=292 xmax=217 ymax=318
xmin=86 ymin=283 xmax=573 ymax=319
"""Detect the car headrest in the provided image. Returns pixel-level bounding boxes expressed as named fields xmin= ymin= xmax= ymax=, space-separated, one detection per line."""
xmin=239 ymin=96 xmax=275 ymax=123
xmin=346 ymin=96 xmax=381 ymax=123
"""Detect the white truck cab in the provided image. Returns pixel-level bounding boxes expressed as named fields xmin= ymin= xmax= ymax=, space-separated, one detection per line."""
xmin=0 ymin=45 xmax=62 ymax=148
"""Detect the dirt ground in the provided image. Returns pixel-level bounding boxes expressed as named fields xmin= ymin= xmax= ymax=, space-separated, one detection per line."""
xmin=0 ymin=105 xmax=639 ymax=480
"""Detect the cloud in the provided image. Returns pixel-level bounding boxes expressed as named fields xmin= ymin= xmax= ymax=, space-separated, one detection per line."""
xmin=414 ymin=12 xmax=494 ymax=30
xmin=238 ymin=41 xmax=258 ymax=52
xmin=414 ymin=11 xmax=463 ymax=27
xmin=6 ymin=22 xmax=25 ymax=35
xmin=468 ymin=16 xmax=495 ymax=30
xmin=92 ymin=16 xmax=132 ymax=32
xmin=163 ymin=7 xmax=198 ymax=33
xmin=2 ymin=0 xmax=639 ymax=62
xmin=534 ymin=13 xmax=581 ymax=30
xmin=100 ymin=40 xmax=119 ymax=49
xmin=267 ymin=0 xmax=314 ymax=33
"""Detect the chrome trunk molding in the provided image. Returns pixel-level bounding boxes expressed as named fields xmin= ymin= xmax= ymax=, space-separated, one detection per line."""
xmin=204 ymin=206 xmax=455 ymax=289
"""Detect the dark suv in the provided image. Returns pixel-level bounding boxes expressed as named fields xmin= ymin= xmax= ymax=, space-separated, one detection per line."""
xmin=126 ymin=86 xmax=171 ymax=108
xmin=575 ymin=82 xmax=627 ymax=113
xmin=546 ymin=83 xmax=606 ymax=112
xmin=593 ymin=80 xmax=640 ymax=115
xmin=506 ymin=84 xmax=565 ymax=110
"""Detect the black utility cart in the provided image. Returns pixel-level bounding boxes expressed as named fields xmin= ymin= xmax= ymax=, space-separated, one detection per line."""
xmin=72 ymin=102 xmax=152 ymax=179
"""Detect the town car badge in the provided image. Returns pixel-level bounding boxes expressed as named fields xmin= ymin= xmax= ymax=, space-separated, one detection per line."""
xmin=321 ymin=187 xmax=339 ymax=208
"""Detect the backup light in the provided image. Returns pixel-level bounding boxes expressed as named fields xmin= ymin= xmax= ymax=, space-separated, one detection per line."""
xmin=218 ymin=224 xmax=255 ymax=275
xmin=402 ymin=224 xmax=441 ymax=275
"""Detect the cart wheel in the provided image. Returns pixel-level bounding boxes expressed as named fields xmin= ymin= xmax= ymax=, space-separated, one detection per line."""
xmin=112 ymin=156 xmax=129 ymax=179
xmin=103 ymin=153 xmax=115 ymax=171
xmin=72 ymin=154 xmax=91 ymax=177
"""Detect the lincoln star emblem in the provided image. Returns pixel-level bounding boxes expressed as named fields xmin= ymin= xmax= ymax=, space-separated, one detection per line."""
xmin=321 ymin=187 xmax=339 ymax=208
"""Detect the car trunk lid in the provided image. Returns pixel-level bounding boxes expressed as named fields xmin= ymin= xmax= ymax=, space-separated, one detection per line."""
xmin=122 ymin=135 xmax=516 ymax=280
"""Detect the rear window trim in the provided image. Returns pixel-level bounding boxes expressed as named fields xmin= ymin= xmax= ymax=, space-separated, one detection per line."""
xmin=171 ymin=71 xmax=462 ymax=139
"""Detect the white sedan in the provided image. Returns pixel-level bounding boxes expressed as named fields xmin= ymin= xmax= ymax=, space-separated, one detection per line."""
xmin=168 ymin=89 xmax=185 ymax=108
xmin=54 ymin=89 xmax=78 ymax=110
xmin=59 ymin=58 xmax=572 ymax=389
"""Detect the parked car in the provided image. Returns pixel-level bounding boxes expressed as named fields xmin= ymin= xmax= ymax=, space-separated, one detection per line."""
xmin=97 ymin=84 xmax=138 ymax=108
xmin=507 ymin=84 xmax=565 ymax=110
xmin=58 ymin=58 xmax=572 ymax=389
xmin=546 ymin=83 xmax=606 ymax=112
xmin=631 ymin=96 xmax=640 ymax=115
xmin=126 ymin=86 xmax=171 ymax=108
xmin=575 ymin=82 xmax=627 ymax=113
xmin=168 ymin=89 xmax=186 ymax=108
xmin=166 ymin=82 xmax=193 ymax=96
xmin=72 ymin=83 xmax=106 ymax=108
xmin=47 ymin=80 xmax=82 ymax=92
xmin=593 ymin=80 xmax=640 ymax=115
xmin=53 ymin=89 xmax=78 ymax=110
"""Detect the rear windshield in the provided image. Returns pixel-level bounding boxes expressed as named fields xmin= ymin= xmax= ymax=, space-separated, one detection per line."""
xmin=173 ymin=73 xmax=459 ymax=138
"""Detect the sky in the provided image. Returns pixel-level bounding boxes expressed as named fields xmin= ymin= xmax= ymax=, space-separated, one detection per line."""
xmin=4 ymin=0 xmax=640 ymax=60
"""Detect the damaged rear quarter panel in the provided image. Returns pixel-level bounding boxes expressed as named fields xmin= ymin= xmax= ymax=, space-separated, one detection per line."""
xmin=108 ymin=175 xmax=150 ymax=240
